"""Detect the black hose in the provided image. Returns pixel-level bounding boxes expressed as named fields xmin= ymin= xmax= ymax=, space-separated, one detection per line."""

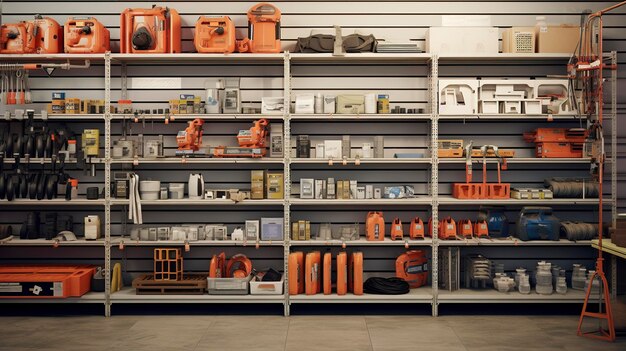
xmin=560 ymin=221 xmax=597 ymax=241
xmin=545 ymin=178 xmax=599 ymax=198
xmin=363 ymin=277 xmax=410 ymax=295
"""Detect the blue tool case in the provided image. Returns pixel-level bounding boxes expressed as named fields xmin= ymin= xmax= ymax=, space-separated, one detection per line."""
xmin=516 ymin=206 xmax=560 ymax=241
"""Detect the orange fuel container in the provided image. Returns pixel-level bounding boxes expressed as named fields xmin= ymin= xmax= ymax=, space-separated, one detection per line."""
xmin=0 ymin=22 xmax=36 ymax=54
xmin=64 ymin=17 xmax=110 ymax=53
xmin=194 ymin=16 xmax=236 ymax=53
xmin=305 ymin=251 xmax=321 ymax=295
xmin=349 ymin=252 xmax=363 ymax=295
xmin=366 ymin=211 xmax=385 ymax=241
xmin=336 ymin=252 xmax=348 ymax=295
xmin=288 ymin=252 xmax=304 ymax=295
xmin=33 ymin=16 xmax=63 ymax=53
xmin=120 ymin=6 xmax=181 ymax=53
xmin=0 ymin=265 xmax=95 ymax=298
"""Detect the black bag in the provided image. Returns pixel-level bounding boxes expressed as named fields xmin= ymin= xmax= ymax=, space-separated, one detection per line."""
xmin=294 ymin=34 xmax=377 ymax=53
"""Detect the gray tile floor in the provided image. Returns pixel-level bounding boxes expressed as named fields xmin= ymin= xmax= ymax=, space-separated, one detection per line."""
xmin=0 ymin=315 xmax=624 ymax=351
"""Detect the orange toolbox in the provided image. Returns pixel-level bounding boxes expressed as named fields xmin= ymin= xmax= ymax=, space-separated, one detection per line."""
xmin=64 ymin=17 xmax=110 ymax=53
xmin=523 ymin=128 xmax=588 ymax=158
xmin=120 ymin=6 xmax=181 ymax=53
xmin=194 ymin=16 xmax=236 ymax=53
xmin=0 ymin=265 xmax=95 ymax=298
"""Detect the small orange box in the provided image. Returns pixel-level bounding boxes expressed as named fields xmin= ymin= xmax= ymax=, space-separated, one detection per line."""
xmin=0 ymin=265 xmax=95 ymax=298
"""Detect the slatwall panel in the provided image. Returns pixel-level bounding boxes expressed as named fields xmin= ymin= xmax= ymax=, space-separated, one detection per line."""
xmin=0 ymin=1 xmax=624 ymax=296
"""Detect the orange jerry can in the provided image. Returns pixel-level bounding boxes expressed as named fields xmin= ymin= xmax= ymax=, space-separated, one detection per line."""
xmin=336 ymin=252 xmax=348 ymax=295
xmin=120 ymin=6 xmax=181 ymax=53
xmin=238 ymin=2 xmax=281 ymax=53
xmin=390 ymin=217 xmax=404 ymax=240
xmin=323 ymin=252 xmax=332 ymax=295
xmin=194 ymin=16 xmax=236 ymax=53
xmin=349 ymin=252 xmax=363 ymax=295
xmin=33 ymin=15 xmax=63 ymax=53
xmin=409 ymin=217 xmax=425 ymax=239
xmin=366 ymin=211 xmax=385 ymax=241
xmin=305 ymin=251 xmax=321 ymax=295
xmin=0 ymin=21 xmax=36 ymax=54
xmin=64 ymin=17 xmax=110 ymax=53
xmin=396 ymin=250 xmax=428 ymax=288
xmin=288 ymin=252 xmax=304 ymax=295
xmin=457 ymin=219 xmax=474 ymax=238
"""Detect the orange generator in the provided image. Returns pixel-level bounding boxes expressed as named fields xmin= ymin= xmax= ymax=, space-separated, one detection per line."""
xmin=1 ymin=15 xmax=62 ymax=54
xmin=0 ymin=21 xmax=36 ymax=54
xmin=523 ymin=128 xmax=588 ymax=158
xmin=64 ymin=17 xmax=110 ymax=53
xmin=457 ymin=219 xmax=474 ymax=238
xmin=323 ymin=252 xmax=332 ymax=295
xmin=194 ymin=16 xmax=236 ymax=53
xmin=395 ymin=251 xmax=428 ymax=288
xmin=0 ymin=265 xmax=95 ymax=298
xmin=237 ymin=2 xmax=281 ymax=53
xmin=120 ymin=6 xmax=181 ymax=53
xmin=366 ymin=211 xmax=385 ymax=241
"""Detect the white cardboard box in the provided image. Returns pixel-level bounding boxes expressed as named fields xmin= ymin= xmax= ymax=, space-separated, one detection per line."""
xmin=426 ymin=27 xmax=499 ymax=54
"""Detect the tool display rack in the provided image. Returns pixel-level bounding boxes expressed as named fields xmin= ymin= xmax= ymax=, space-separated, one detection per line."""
xmin=0 ymin=52 xmax=618 ymax=317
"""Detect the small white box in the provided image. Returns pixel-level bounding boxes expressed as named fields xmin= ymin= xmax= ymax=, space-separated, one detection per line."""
xmin=524 ymin=100 xmax=542 ymax=114
xmin=316 ymin=143 xmax=325 ymax=158
xmin=295 ymin=94 xmax=315 ymax=114
xmin=84 ymin=215 xmax=101 ymax=240
xmin=362 ymin=143 xmax=372 ymax=158
xmin=349 ymin=180 xmax=357 ymax=199
xmin=365 ymin=185 xmax=373 ymax=199
xmin=261 ymin=97 xmax=284 ymax=115
xmin=315 ymin=180 xmax=325 ymax=199
xmin=323 ymin=95 xmax=336 ymax=114
xmin=300 ymin=178 xmax=315 ymax=199
xmin=356 ymin=187 xmax=366 ymax=199
xmin=503 ymin=101 xmax=522 ymax=114
xmin=480 ymin=100 xmax=499 ymax=114
xmin=245 ymin=220 xmax=260 ymax=240
xmin=324 ymin=140 xmax=342 ymax=159
xmin=426 ymin=27 xmax=499 ymax=54
xmin=250 ymin=274 xmax=284 ymax=295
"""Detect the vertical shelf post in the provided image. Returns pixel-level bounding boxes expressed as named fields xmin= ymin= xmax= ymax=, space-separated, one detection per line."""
xmin=429 ymin=54 xmax=439 ymax=317
xmin=283 ymin=52 xmax=292 ymax=316
xmin=610 ymin=51 xmax=618 ymax=299
xmin=104 ymin=51 xmax=112 ymax=317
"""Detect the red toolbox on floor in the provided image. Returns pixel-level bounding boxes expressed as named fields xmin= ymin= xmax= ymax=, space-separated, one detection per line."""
xmin=0 ymin=265 xmax=95 ymax=298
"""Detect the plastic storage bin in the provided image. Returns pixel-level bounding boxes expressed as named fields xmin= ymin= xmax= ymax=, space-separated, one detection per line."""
xmin=250 ymin=275 xmax=284 ymax=295
xmin=207 ymin=275 xmax=252 ymax=295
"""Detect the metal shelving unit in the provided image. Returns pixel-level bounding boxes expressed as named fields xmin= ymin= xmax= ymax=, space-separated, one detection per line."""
xmin=1 ymin=51 xmax=617 ymax=317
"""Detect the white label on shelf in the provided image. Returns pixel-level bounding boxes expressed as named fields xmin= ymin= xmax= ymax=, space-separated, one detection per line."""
xmin=130 ymin=78 xmax=182 ymax=89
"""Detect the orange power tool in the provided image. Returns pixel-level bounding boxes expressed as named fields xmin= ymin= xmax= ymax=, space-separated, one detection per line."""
xmin=194 ymin=16 xmax=236 ymax=53
xmin=64 ymin=17 xmax=110 ymax=53
xmin=176 ymin=118 xmax=204 ymax=155
xmin=120 ymin=6 xmax=181 ymax=53
xmin=237 ymin=2 xmax=282 ymax=53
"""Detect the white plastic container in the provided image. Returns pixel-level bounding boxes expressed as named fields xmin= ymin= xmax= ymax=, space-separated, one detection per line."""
xmin=250 ymin=275 xmax=284 ymax=295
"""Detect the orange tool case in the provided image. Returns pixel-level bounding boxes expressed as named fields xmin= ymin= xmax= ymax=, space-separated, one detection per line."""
xmin=305 ymin=251 xmax=321 ymax=295
xmin=348 ymin=252 xmax=363 ymax=295
xmin=238 ymin=2 xmax=281 ymax=53
xmin=194 ymin=16 xmax=236 ymax=53
xmin=0 ymin=265 xmax=95 ymax=298
xmin=0 ymin=21 xmax=36 ymax=54
xmin=395 ymin=251 xmax=428 ymax=288
xmin=523 ymin=128 xmax=588 ymax=158
xmin=336 ymin=252 xmax=348 ymax=295
xmin=288 ymin=252 xmax=304 ymax=295
xmin=64 ymin=17 xmax=110 ymax=53
xmin=120 ymin=6 xmax=181 ymax=53
xmin=323 ymin=252 xmax=332 ymax=295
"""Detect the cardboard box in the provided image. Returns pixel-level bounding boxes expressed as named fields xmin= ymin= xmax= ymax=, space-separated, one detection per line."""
xmin=266 ymin=172 xmax=284 ymax=199
xmin=502 ymin=27 xmax=536 ymax=53
xmin=426 ymin=27 xmax=498 ymax=54
xmin=251 ymin=170 xmax=265 ymax=199
xmin=261 ymin=218 xmax=283 ymax=241
xmin=536 ymin=25 xmax=580 ymax=53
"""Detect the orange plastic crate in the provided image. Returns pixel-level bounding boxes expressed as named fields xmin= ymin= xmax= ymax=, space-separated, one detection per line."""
xmin=0 ymin=265 xmax=95 ymax=298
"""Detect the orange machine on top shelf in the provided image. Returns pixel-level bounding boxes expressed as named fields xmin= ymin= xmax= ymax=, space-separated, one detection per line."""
xmin=524 ymin=128 xmax=588 ymax=158
xmin=194 ymin=16 xmax=236 ymax=53
xmin=120 ymin=6 xmax=181 ymax=53
xmin=64 ymin=17 xmax=110 ymax=53
xmin=0 ymin=15 xmax=62 ymax=54
xmin=237 ymin=2 xmax=282 ymax=53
